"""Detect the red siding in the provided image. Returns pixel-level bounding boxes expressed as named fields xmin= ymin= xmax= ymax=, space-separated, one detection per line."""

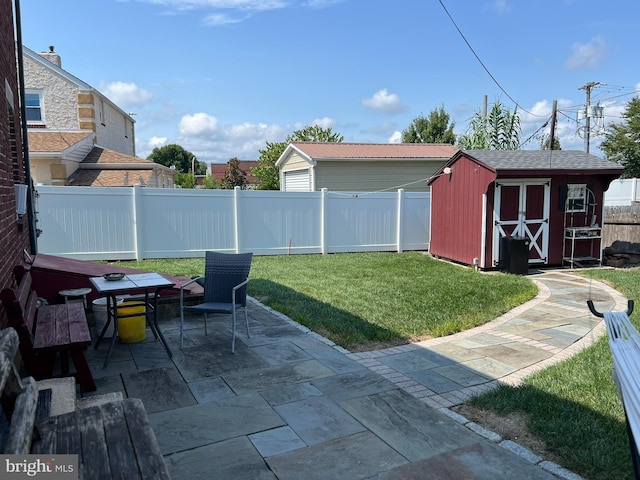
xmin=430 ymin=153 xmax=619 ymax=269
xmin=430 ymin=156 xmax=496 ymax=266
xmin=0 ymin=1 xmax=31 ymax=328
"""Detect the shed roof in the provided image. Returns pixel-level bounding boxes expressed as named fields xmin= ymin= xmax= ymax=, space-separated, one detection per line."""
xmin=462 ymin=149 xmax=623 ymax=173
xmin=287 ymin=142 xmax=459 ymax=160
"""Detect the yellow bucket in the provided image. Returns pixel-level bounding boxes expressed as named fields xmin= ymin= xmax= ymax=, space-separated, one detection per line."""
xmin=118 ymin=301 xmax=146 ymax=343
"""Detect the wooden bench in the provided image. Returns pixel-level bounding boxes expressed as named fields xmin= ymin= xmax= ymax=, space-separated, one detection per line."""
xmin=0 ymin=327 xmax=170 ymax=478
xmin=32 ymin=397 xmax=171 ymax=479
xmin=0 ymin=266 xmax=96 ymax=392
xmin=0 ymin=327 xmax=39 ymax=454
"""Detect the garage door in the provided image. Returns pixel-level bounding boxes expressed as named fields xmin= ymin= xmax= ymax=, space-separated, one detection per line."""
xmin=284 ymin=170 xmax=310 ymax=192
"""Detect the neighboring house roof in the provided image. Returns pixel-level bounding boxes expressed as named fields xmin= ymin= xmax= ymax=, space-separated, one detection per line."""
xmin=276 ymin=142 xmax=459 ymax=166
xmin=28 ymin=131 xmax=93 ymax=153
xmin=465 ymin=149 xmax=622 ymax=173
xmin=66 ymin=147 xmax=174 ymax=187
xmin=211 ymin=160 xmax=259 ymax=184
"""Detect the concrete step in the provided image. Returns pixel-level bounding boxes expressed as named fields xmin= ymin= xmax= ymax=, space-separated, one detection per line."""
xmin=36 ymin=377 xmax=76 ymax=417
xmin=76 ymin=391 xmax=124 ymax=410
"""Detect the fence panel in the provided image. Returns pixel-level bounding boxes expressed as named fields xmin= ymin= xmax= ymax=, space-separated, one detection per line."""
xmin=239 ymin=190 xmax=322 ymax=255
xmin=606 ymin=178 xmax=640 ymax=206
xmin=35 ymin=186 xmax=431 ymax=260
xmin=37 ymin=186 xmax=137 ymax=260
xmin=138 ymin=188 xmax=237 ymax=258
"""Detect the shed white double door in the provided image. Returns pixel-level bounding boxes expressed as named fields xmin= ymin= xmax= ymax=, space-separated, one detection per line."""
xmin=493 ymin=179 xmax=550 ymax=266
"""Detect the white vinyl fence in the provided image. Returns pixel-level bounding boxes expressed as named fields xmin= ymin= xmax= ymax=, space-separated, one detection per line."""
xmin=35 ymin=186 xmax=431 ymax=261
xmin=605 ymin=178 xmax=640 ymax=206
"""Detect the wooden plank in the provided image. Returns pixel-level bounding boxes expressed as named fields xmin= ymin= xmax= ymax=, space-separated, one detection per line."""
xmin=78 ymin=405 xmax=111 ymax=479
xmin=102 ymin=400 xmax=141 ymax=479
xmin=33 ymin=306 xmax=56 ymax=350
xmin=123 ymin=399 xmax=171 ymax=479
xmin=0 ymin=329 xmax=19 ymax=394
xmin=66 ymin=304 xmax=91 ymax=345
xmin=4 ymin=377 xmax=38 ymax=454
xmin=35 ymin=305 xmax=91 ymax=350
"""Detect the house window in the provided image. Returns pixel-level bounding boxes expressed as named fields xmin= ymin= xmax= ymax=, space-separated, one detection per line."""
xmin=25 ymin=90 xmax=44 ymax=123
xmin=566 ymin=184 xmax=586 ymax=212
xmin=99 ymin=99 xmax=105 ymax=125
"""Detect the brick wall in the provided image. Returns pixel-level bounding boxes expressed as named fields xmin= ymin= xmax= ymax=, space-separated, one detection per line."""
xmin=0 ymin=0 xmax=32 ymax=328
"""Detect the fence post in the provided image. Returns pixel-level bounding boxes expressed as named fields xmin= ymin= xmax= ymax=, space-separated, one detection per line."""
xmin=234 ymin=186 xmax=241 ymax=253
xmin=397 ymin=189 xmax=404 ymax=253
xmin=321 ymin=188 xmax=328 ymax=254
xmin=133 ymin=185 xmax=144 ymax=260
xmin=633 ymin=178 xmax=638 ymax=203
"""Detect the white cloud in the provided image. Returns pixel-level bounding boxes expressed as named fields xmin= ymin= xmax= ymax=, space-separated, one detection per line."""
xmin=565 ymin=36 xmax=608 ymax=70
xmin=203 ymin=13 xmax=247 ymax=25
xmin=178 ymin=112 xmax=219 ymax=136
xmin=100 ymin=81 xmax=152 ymax=109
xmin=362 ymin=89 xmax=403 ymax=114
xmin=310 ymin=117 xmax=336 ymax=129
xmin=149 ymin=136 xmax=168 ymax=148
xmin=388 ymin=131 xmax=402 ymax=143
xmin=488 ymin=0 xmax=511 ymax=13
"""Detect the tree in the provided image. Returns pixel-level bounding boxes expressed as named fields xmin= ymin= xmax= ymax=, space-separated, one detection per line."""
xmin=540 ymin=135 xmax=561 ymax=150
xmin=147 ymin=144 xmax=206 ymax=175
xmin=457 ymin=99 xmax=521 ymax=150
xmin=222 ymin=158 xmax=247 ymax=189
xmin=174 ymin=172 xmax=195 ymax=189
xmin=402 ymin=105 xmax=456 ymax=144
xmin=600 ymin=97 xmax=640 ymax=178
xmin=201 ymin=173 xmax=220 ymax=189
xmin=252 ymin=125 xmax=344 ymax=190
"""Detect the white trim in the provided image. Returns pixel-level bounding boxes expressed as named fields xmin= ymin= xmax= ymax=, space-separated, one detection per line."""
xmin=493 ymin=179 xmax=551 ymax=266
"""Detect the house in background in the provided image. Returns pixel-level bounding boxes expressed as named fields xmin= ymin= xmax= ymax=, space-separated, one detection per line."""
xmin=276 ymin=142 xmax=459 ymax=192
xmin=1 ymin=1 xmax=34 ymax=327
xmin=65 ymin=146 xmax=175 ymax=187
xmin=428 ymin=150 xmax=624 ymax=270
xmin=23 ymin=46 xmax=174 ymax=187
xmin=210 ymin=160 xmax=259 ymax=188
xmin=24 ymin=46 xmax=135 ymax=155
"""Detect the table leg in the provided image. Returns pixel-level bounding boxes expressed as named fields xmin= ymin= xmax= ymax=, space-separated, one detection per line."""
xmin=98 ymin=294 xmax=120 ymax=369
xmin=151 ymin=288 xmax=172 ymax=357
xmin=144 ymin=289 xmax=159 ymax=340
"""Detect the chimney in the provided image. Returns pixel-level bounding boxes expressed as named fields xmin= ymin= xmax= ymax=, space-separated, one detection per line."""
xmin=39 ymin=45 xmax=61 ymax=68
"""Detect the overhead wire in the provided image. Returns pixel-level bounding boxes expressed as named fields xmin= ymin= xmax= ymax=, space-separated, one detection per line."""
xmin=437 ymin=0 xmax=545 ymax=118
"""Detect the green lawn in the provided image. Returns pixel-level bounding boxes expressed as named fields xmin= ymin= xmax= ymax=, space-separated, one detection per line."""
xmin=105 ymin=251 xmax=536 ymax=350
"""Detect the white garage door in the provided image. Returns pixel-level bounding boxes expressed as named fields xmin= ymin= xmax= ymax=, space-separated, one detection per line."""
xmin=284 ymin=169 xmax=310 ymax=192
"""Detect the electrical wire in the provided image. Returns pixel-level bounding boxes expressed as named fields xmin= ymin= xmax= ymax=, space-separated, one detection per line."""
xmin=437 ymin=0 xmax=545 ymax=118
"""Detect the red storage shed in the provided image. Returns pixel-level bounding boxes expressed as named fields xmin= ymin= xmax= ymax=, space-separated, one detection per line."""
xmin=428 ymin=150 xmax=623 ymax=270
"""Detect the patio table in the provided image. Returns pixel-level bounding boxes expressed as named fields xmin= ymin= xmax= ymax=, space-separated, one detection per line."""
xmin=90 ymin=273 xmax=174 ymax=368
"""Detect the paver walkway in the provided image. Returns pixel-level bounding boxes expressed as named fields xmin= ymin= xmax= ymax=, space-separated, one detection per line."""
xmin=82 ymin=269 xmax=626 ymax=480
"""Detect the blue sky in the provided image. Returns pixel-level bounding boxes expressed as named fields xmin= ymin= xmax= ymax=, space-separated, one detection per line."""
xmin=19 ymin=0 xmax=640 ymax=165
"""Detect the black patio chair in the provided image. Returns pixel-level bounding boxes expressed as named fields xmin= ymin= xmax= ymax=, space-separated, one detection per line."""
xmin=179 ymin=251 xmax=253 ymax=353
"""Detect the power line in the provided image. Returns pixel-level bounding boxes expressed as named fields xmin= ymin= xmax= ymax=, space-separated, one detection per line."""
xmin=437 ymin=0 xmax=544 ymax=117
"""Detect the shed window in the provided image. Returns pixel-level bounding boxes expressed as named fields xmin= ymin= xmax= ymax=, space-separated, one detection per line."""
xmin=566 ymin=184 xmax=586 ymax=212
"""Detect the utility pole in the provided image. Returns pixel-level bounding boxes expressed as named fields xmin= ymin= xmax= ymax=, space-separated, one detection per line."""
xmin=579 ymin=82 xmax=602 ymax=153
xmin=549 ymin=99 xmax=558 ymax=151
